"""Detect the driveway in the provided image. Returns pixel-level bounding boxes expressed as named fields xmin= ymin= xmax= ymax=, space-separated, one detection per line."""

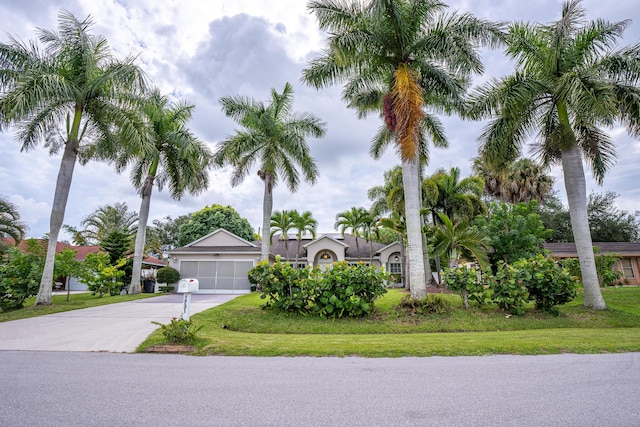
xmin=0 ymin=294 xmax=238 ymax=353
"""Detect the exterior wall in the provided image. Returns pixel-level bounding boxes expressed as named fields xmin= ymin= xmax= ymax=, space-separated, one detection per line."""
xmin=192 ymin=232 xmax=252 ymax=247
xmin=615 ymin=256 xmax=640 ymax=286
xmin=306 ymin=239 xmax=348 ymax=266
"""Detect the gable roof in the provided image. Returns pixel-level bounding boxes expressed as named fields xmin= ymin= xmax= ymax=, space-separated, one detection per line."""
xmin=271 ymin=233 xmax=386 ymax=260
xmin=185 ymin=228 xmax=258 ymax=248
xmin=168 ymin=229 xmax=262 ymax=255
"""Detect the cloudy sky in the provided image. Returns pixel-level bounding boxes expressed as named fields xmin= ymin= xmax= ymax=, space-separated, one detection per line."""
xmin=1 ymin=0 xmax=639 ymax=240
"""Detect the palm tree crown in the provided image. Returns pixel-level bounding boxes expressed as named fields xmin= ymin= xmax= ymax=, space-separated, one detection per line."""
xmin=467 ymin=0 xmax=640 ymax=309
xmin=214 ymin=82 xmax=325 ymax=261
xmin=0 ymin=10 xmax=146 ymax=305
xmin=0 ymin=197 xmax=26 ymax=251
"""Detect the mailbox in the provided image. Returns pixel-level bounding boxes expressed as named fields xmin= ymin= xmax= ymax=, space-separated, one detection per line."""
xmin=177 ymin=278 xmax=199 ymax=293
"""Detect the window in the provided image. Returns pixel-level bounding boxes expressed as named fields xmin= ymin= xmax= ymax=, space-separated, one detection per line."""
xmin=389 ymin=262 xmax=402 ymax=275
xmin=621 ymin=258 xmax=635 ymax=278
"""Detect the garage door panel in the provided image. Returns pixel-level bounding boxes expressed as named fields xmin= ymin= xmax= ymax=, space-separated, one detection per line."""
xmin=198 ymin=277 xmax=216 ymax=290
xmin=180 ymin=261 xmax=198 ymax=278
xmin=198 ymin=261 xmax=216 ymax=277
xmin=216 ymin=261 xmax=235 ymax=277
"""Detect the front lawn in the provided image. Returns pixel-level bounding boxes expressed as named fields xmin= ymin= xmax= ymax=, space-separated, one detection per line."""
xmin=138 ymin=287 xmax=640 ymax=356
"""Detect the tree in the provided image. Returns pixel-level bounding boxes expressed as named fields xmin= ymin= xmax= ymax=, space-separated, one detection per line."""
xmin=146 ymin=214 xmax=190 ymax=256
xmin=0 ymin=10 xmax=146 ymax=305
xmin=0 ymin=197 xmax=26 ymax=255
xmin=177 ymin=205 xmax=254 ymax=246
xmin=474 ymin=202 xmax=551 ymax=266
xmin=473 ymin=157 xmax=554 ymax=204
xmin=431 ymin=212 xmax=491 ymax=269
xmin=76 ymin=203 xmax=138 ymax=245
xmin=270 ymin=210 xmax=296 ymax=259
xmin=116 ymin=89 xmax=211 ymax=294
xmin=303 ymin=0 xmax=504 ymax=298
xmin=335 ymin=207 xmax=371 ymax=261
xmin=214 ymin=82 xmax=325 ymax=261
xmin=291 ymin=210 xmax=318 ymax=266
xmin=587 ymin=192 xmax=639 ymax=242
xmin=537 ymin=192 xmax=573 ymax=243
xmin=467 ymin=0 xmax=640 ymax=309
xmin=425 ymin=167 xmax=485 ymax=223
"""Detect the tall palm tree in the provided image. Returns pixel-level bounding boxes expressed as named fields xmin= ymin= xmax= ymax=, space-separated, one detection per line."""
xmin=0 ymin=10 xmax=146 ymax=305
xmin=335 ymin=206 xmax=371 ymax=261
xmin=112 ymin=89 xmax=212 ymax=294
xmin=0 ymin=197 xmax=26 ymax=254
xmin=214 ymin=83 xmax=325 ymax=261
xmin=270 ymin=210 xmax=296 ymax=259
xmin=467 ymin=0 xmax=640 ymax=309
xmin=303 ymin=0 xmax=504 ymax=298
xmin=368 ymin=165 xmax=405 ymax=218
xmin=291 ymin=210 xmax=317 ymax=266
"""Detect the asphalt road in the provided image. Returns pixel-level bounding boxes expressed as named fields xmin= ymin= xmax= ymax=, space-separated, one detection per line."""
xmin=2 ymin=351 xmax=638 ymax=426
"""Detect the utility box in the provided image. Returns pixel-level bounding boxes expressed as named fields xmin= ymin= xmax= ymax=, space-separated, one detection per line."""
xmin=177 ymin=278 xmax=199 ymax=294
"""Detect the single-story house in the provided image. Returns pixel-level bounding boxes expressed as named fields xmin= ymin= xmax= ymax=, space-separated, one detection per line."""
xmin=166 ymin=229 xmax=404 ymax=294
xmin=544 ymin=242 xmax=640 ymax=286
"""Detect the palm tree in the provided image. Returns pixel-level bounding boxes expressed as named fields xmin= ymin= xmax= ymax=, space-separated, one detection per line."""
xmin=425 ymin=167 xmax=485 ymax=223
xmin=467 ymin=0 xmax=640 ymax=309
xmin=214 ymin=83 xmax=326 ymax=261
xmin=303 ymin=0 xmax=504 ymax=298
xmin=0 ymin=197 xmax=26 ymax=254
xmin=0 ymin=10 xmax=146 ymax=305
xmin=432 ymin=212 xmax=490 ymax=269
xmin=79 ymin=203 xmax=138 ymax=245
xmin=368 ymin=165 xmax=405 ymax=218
xmin=115 ymin=89 xmax=211 ymax=294
xmin=270 ymin=210 xmax=296 ymax=259
xmin=335 ymin=207 xmax=371 ymax=261
xmin=291 ymin=210 xmax=317 ymax=266
xmin=473 ymin=157 xmax=554 ymax=204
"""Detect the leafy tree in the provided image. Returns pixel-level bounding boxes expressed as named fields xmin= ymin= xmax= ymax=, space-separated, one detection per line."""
xmin=177 ymin=204 xmax=254 ymax=246
xmin=474 ymin=202 xmax=551 ymax=266
xmin=539 ymin=191 xmax=640 ymax=243
xmin=335 ymin=207 xmax=371 ymax=261
xmin=303 ymin=0 xmax=504 ymax=298
xmin=76 ymin=253 xmax=126 ymax=297
xmin=587 ymin=192 xmax=639 ymax=242
xmin=114 ymin=89 xmax=211 ymax=294
xmin=214 ymin=83 xmax=325 ymax=261
xmin=291 ymin=210 xmax=317 ymax=266
xmin=0 ymin=197 xmax=26 ymax=254
xmin=146 ymin=214 xmax=190 ymax=256
xmin=467 ymin=0 xmax=640 ymax=308
xmin=0 ymin=246 xmax=43 ymax=311
xmin=0 ymin=10 xmax=146 ymax=306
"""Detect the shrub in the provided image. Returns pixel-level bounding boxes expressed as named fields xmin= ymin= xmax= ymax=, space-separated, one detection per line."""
xmin=313 ymin=262 xmax=388 ymax=318
xmin=397 ymin=294 xmax=451 ymax=316
xmin=0 ymin=248 xmax=43 ymax=312
xmin=485 ymin=262 xmax=529 ymax=315
xmin=156 ymin=267 xmax=180 ymax=284
xmin=152 ymin=317 xmax=202 ymax=344
xmin=75 ymin=253 xmax=126 ymax=297
xmin=442 ymin=266 xmax=489 ymax=309
xmin=561 ymin=250 xmax=623 ymax=288
xmin=248 ymin=258 xmax=387 ymax=318
xmin=512 ymin=255 xmax=577 ymax=315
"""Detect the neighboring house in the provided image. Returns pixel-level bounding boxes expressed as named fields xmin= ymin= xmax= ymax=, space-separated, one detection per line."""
xmin=167 ymin=229 xmax=403 ymax=294
xmin=544 ymin=242 xmax=640 ymax=286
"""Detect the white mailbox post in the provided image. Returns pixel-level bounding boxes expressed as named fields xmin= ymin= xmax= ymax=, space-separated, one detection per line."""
xmin=177 ymin=278 xmax=199 ymax=320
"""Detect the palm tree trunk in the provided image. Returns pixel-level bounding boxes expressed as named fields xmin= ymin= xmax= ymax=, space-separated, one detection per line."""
xmin=402 ymin=158 xmax=426 ymax=298
xmin=561 ymin=144 xmax=606 ymax=309
xmin=35 ymin=131 xmax=79 ymax=305
xmin=129 ymin=174 xmax=155 ymax=294
xmin=261 ymin=172 xmax=274 ymax=262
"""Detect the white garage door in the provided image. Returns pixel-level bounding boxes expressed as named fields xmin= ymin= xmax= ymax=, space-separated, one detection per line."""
xmin=179 ymin=260 xmax=253 ymax=293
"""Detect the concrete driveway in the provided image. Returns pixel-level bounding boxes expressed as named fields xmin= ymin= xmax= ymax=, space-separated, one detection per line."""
xmin=0 ymin=294 xmax=238 ymax=353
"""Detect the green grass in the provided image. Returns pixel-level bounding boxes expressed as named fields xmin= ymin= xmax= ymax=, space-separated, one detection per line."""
xmin=138 ymin=287 xmax=640 ymax=356
xmin=0 ymin=292 xmax=158 ymax=323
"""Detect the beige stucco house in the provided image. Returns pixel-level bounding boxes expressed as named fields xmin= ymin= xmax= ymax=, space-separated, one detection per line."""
xmin=166 ymin=229 xmax=403 ymax=294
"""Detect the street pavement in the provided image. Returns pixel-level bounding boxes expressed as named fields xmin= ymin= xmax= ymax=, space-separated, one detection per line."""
xmin=1 ymin=351 xmax=639 ymax=426
xmin=0 ymin=293 xmax=238 ymax=352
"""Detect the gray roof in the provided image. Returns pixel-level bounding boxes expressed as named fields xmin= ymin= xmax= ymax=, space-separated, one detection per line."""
xmin=544 ymin=242 xmax=640 ymax=256
xmin=169 ymin=245 xmax=262 ymax=254
xmin=270 ymin=233 xmax=388 ymax=260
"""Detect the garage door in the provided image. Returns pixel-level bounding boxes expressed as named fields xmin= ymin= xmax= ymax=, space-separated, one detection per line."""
xmin=179 ymin=260 xmax=253 ymax=293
